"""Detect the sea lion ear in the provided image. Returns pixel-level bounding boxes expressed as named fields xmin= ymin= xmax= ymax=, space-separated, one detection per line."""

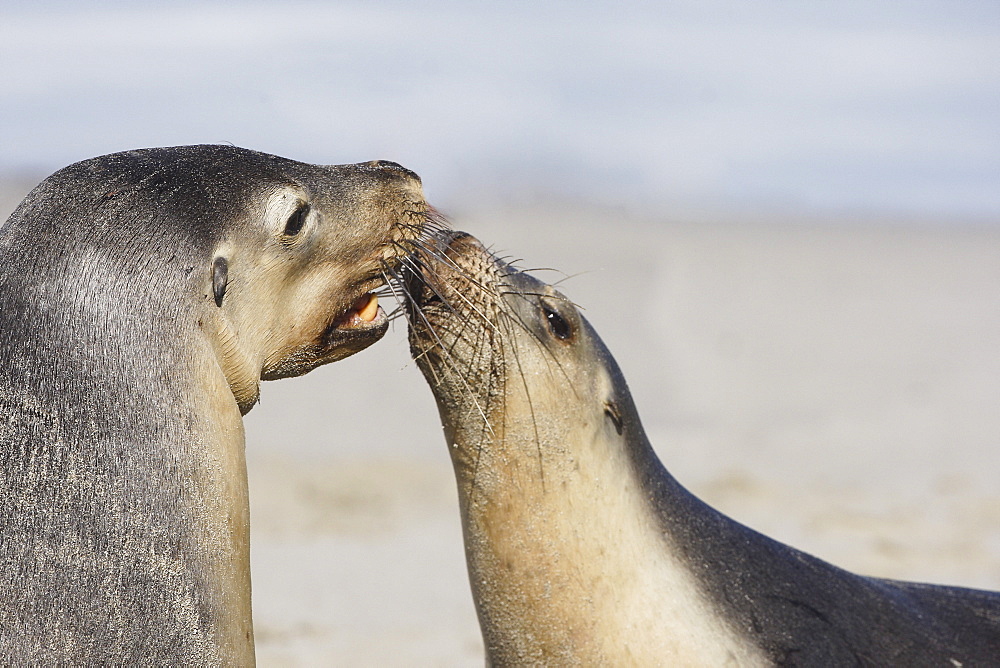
xmin=212 ymin=256 xmax=228 ymax=307
xmin=604 ymin=400 xmax=624 ymax=435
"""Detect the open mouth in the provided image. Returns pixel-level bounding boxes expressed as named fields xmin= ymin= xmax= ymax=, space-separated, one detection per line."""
xmin=401 ymin=257 xmax=446 ymax=322
xmin=331 ymin=291 xmax=384 ymax=330
xmin=318 ymin=288 xmax=391 ymax=363
xmin=402 ymin=230 xmax=472 ymax=312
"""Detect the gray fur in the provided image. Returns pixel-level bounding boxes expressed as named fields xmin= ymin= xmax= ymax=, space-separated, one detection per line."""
xmin=407 ymin=231 xmax=1000 ymax=666
xmin=0 ymin=146 xmax=426 ymax=664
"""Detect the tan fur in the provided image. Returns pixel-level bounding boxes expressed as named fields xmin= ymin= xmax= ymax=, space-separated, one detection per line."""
xmin=450 ymin=336 xmax=764 ymax=666
xmin=195 ymin=361 xmax=255 ymax=664
xmin=210 ymin=181 xmax=421 ymax=412
xmin=411 ymin=235 xmax=767 ymax=665
xmin=195 ymin=173 xmax=426 ymax=659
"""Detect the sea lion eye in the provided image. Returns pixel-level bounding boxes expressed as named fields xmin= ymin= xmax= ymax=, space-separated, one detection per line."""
xmin=543 ymin=306 xmax=572 ymax=340
xmin=283 ymin=202 xmax=310 ymax=237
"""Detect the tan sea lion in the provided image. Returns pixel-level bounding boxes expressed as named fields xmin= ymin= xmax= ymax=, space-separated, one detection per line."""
xmin=0 ymin=145 xmax=432 ymax=665
xmin=404 ymin=230 xmax=1000 ymax=665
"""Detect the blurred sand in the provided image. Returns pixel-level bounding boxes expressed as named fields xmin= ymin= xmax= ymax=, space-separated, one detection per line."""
xmin=3 ymin=180 xmax=999 ymax=665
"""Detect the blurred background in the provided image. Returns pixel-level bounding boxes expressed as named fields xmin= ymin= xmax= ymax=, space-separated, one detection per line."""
xmin=2 ymin=2 xmax=998 ymax=665
xmin=2 ymin=0 xmax=998 ymax=219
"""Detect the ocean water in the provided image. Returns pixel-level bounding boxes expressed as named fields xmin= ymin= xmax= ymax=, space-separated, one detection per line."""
xmin=1 ymin=0 xmax=998 ymax=220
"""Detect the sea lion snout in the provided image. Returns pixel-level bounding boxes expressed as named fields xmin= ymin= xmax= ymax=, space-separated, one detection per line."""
xmin=422 ymin=229 xmax=477 ymax=257
xmin=362 ymin=159 xmax=422 ymax=184
xmin=402 ymin=230 xmax=479 ymax=308
xmin=211 ymin=151 xmax=434 ymax=397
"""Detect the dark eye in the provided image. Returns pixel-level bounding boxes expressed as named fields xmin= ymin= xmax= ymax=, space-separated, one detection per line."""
xmin=543 ymin=306 xmax=572 ymax=340
xmin=284 ymin=202 xmax=310 ymax=237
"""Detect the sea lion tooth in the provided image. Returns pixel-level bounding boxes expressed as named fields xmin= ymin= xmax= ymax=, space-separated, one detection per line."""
xmin=406 ymin=230 xmax=1000 ymax=666
xmin=357 ymin=293 xmax=379 ymax=322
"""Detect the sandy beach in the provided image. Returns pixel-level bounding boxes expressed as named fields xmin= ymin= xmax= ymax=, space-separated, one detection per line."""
xmin=246 ymin=203 xmax=1000 ymax=665
xmin=3 ymin=184 xmax=998 ymax=665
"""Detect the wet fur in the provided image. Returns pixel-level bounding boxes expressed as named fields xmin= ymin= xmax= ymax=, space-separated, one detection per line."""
xmin=398 ymin=231 xmax=1000 ymax=666
xmin=0 ymin=146 xmax=433 ymax=664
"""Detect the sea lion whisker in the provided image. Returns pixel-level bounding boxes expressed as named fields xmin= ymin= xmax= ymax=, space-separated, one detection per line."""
xmin=414 ymin=205 xmax=452 ymax=229
xmin=386 ymin=272 xmax=439 ymax=340
xmin=510 ymin=266 xmax=567 ymax=277
xmin=496 ymin=305 xmax=548 ymax=490
xmin=428 ymin=285 xmax=510 ymax=454
xmin=406 ymin=297 xmax=498 ymax=439
xmin=548 ymin=269 xmax=595 ymax=287
xmin=430 ymin=279 xmax=504 ymax=336
xmin=391 ymin=259 xmax=473 ymax=331
xmin=380 ymin=301 xmax=412 ymax=325
xmin=411 ymin=341 xmax=446 ymax=382
xmin=395 ymin=246 xmax=506 ymax=337
xmin=495 ymin=288 xmax=552 ymax=300
xmin=407 ymin=238 xmax=497 ymax=293
xmin=501 ymin=286 xmax=588 ymax=321
xmin=491 ymin=290 xmax=580 ymax=387
xmin=468 ymin=308 xmax=506 ymax=503
xmin=492 ymin=255 xmax=529 ymax=271
xmin=392 ymin=237 xmax=437 ymax=260
xmin=376 ymin=270 xmax=411 ymax=329
xmin=496 ymin=285 xmax=585 ymax=312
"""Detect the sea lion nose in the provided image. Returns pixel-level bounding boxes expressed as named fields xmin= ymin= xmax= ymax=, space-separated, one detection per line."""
xmin=367 ymin=160 xmax=404 ymax=170
xmin=364 ymin=159 xmax=422 ymax=184
xmin=439 ymin=230 xmax=473 ymax=247
xmin=424 ymin=230 xmax=483 ymax=258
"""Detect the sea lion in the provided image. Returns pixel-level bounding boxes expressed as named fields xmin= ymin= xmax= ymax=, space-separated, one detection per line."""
xmin=0 ymin=145 xmax=431 ymax=665
xmin=404 ymin=231 xmax=1000 ymax=665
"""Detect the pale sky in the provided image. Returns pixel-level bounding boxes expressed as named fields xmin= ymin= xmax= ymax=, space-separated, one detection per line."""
xmin=2 ymin=0 xmax=998 ymax=219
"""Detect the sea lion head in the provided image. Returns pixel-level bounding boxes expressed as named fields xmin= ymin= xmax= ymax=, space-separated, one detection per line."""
xmin=198 ymin=152 xmax=431 ymax=412
xmin=404 ymin=230 xmax=635 ymax=491
xmin=4 ymin=145 xmax=432 ymax=414
xmin=404 ymin=230 xmax=658 ymax=663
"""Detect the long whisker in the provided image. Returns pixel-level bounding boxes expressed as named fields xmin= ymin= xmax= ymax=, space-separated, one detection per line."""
xmin=496 ymin=297 xmax=547 ymax=492
xmin=391 ymin=262 xmax=497 ymax=439
xmin=400 ymin=229 xmax=592 ymax=504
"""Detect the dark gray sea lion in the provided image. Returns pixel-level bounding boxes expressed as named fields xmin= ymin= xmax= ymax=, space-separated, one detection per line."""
xmin=0 ymin=145 xmax=431 ymax=665
xmin=404 ymin=231 xmax=1000 ymax=666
